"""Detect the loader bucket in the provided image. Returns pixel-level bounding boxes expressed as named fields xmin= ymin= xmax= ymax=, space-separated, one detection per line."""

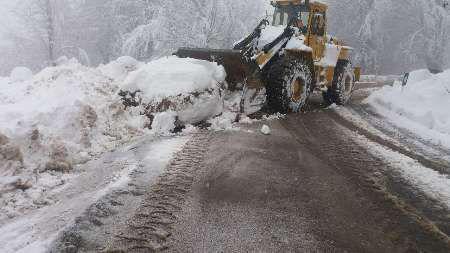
xmin=174 ymin=48 xmax=261 ymax=90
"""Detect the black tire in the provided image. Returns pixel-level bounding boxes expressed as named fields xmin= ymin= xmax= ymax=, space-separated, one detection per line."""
xmin=265 ymin=56 xmax=312 ymax=113
xmin=323 ymin=60 xmax=355 ymax=105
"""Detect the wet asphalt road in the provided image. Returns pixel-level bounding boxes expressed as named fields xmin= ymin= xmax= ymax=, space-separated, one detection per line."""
xmin=165 ymin=84 xmax=450 ymax=252
xmin=166 ymin=119 xmax=448 ymax=252
xmin=58 ymin=82 xmax=450 ymax=253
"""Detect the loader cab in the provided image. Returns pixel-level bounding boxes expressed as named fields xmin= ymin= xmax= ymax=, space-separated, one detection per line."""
xmin=271 ymin=0 xmax=328 ymax=61
xmin=271 ymin=1 xmax=310 ymax=32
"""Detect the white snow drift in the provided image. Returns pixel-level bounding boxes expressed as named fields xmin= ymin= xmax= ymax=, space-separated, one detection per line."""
xmin=0 ymin=55 xmax=229 ymax=224
xmin=366 ymin=69 xmax=450 ymax=148
xmin=0 ymin=57 xmax=152 ymax=223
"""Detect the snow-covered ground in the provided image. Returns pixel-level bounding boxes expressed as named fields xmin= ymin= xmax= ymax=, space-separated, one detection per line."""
xmin=366 ymin=69 xmax=450 ymax=149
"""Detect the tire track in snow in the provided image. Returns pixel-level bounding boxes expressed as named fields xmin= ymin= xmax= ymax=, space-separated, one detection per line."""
xmin=104 ymin=132 xmax=211 ymax=252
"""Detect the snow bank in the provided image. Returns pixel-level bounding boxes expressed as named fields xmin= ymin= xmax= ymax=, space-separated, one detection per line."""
xmin=0 ymin=58 xmax=149 ymax=222
xmin=366 ymin=69 xmax=450 ymax=148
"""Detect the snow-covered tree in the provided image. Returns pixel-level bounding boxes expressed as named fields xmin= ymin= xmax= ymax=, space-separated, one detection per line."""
xmin=120 ymin=0 xmax=265 ymax=61
xmin=326 ymin=0 xmax=450 ymax=74
xmin=1 ymin=0 xmax=448 ymax=75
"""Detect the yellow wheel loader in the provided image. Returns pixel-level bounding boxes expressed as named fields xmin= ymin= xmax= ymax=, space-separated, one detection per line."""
xmin=175 ymin=0 xmax=361 ymax=113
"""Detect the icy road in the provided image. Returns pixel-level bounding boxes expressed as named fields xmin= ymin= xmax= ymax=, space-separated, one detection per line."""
xmin=46 ymin=82 xmax=450 ymax=253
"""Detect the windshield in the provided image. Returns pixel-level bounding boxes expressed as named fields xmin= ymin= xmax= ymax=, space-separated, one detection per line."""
xmin=272 ymin=7 xmax=310 ymax=28
xmin=272 ymin=9 xmax=289 ymax=26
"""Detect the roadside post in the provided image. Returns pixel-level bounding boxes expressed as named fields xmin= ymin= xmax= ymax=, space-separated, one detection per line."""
xmin=401 ymin=72 xmax=409 ymax=92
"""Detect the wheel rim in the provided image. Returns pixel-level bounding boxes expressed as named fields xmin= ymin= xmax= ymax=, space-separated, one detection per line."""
xmin=291 ymin=78 xmax=305 ymax=103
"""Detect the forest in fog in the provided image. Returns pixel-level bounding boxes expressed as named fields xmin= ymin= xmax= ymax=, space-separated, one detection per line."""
xmin=0 ymin=0 xmax=448 ymax=75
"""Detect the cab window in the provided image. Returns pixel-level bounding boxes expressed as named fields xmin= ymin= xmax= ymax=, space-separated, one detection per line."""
xmin=273 ymin=9 xmax=289 ymax=26
xmin=295 ymin=11 xmax=310 ymax=34
xmin=311 ymin=13 xmax=326 ymax=36
xmin=273 ymin=11 xmax=281 ymax=26
xmin=300 ymin=11 xmax=310 ymax=26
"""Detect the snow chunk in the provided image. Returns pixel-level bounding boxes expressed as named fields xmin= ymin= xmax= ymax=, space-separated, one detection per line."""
xmin=208 ymin=112 xmax=239 ymax=131
xmin=151 ymin=111 xmax=177 ymax=135
xmin=122 ymin=56 xmax=226 ymax=103
xmin=261 ymin=125 xmax=271 ymax=135
xmin=10 ymin=67 xmax=32 ymax=82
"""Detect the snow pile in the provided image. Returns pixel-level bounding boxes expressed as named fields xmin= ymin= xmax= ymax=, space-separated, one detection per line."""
xmin=119 ymin=56 xmax=226 ymax=125
xmin=122 ymin=56 xmax=226 ymax=102
xmin=0 ymin=58 xmax=150 ymax=222
xmin=366 ymin=69 xmax=450 ymax=147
